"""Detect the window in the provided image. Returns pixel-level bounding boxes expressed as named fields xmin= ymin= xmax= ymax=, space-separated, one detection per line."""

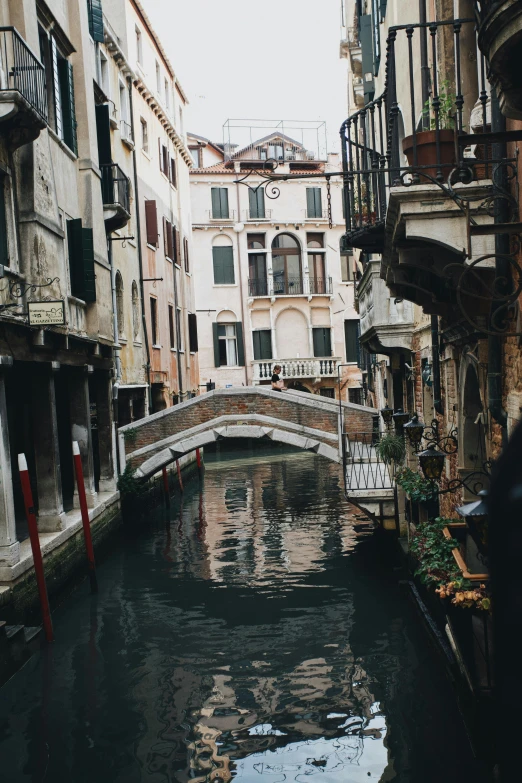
xmin=213 ymin=246 xmax=235 ymax=284
xmin=188 ymin=313 xmax=198 ymax=352
xmin=248 ymin=253 xmax=267 ymax=296
xmin=132 ymin=281 xmax=140 ymax=339
xmin=163 ymin=217 xmax=174 ymax=259
xmin=87 ymin=0 xmax=104 ymax=43
xmin=211 ymin=188 xmax=229 ymax=219
xmin=97 ymin=49 xmax=109 ymax=96
xmin=248 ymin=187 xmax=265 ymax=219
xmin=183 ymin=237 xmax=189 ymax=273
xmin=271 ymin=233 xmax=302 ymax=295
xmin=135 ymin=26 xmax=143 ymax=63
xmin=169 ymin=157 xmax=177 ymax=187
xmin=140 ymin=118 xmax=149 ymax=153
xmin=115 ymin=272 xmax=124 ymax=338
xmin=306 ymin=188 xmax=322 ymax=219
xmin=145 ymin=200 xmax=158 ymax=247
xmin=164 ymin=78 xmax=169 ymax=110
xmin=218 ymin=324 xmax=237 ymax=366
xmin=247 ymin=233 xmax=265 ymax=249
xmin=307 ymin=233 xmax=326 ymax=294
xmin=159 ymin=142 xmax=169 ymax=176
xmin=172 ymin=224 xmax=180 ymax=265
xmin=168 ymin=305 xmax=175 ymax=349
xmin=150 ymin=297 xmax=158 ymax=345
xmin=320 ymin=388 xmax=335 ymax=399
xmin=312 ymin=327 xmax=332 ymax=358
xmin=340 ymin=236 xmax=353 ymax=281
xmin=348 ymin=387 xmax=364 ymax=405
xmin=0 ymin=173 xmax=9 ymax=268
xmin=119 ymin=80 xmax=131 ymax=142
xmin=253 ymin=330 xmax=272 ymax=360
xmin=189 ymin=147 xmax=201 ymax=167
xmin=67 ymin=219 xmax=96 ymax=301
xmin=269 ymin=143 xmax=284 ymax=160
xmin=345 ymin=319 xmax=360 ymax=363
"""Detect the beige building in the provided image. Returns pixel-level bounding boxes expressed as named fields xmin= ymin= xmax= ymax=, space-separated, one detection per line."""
xmin=189 ymin=121 xmax=363 ymax=401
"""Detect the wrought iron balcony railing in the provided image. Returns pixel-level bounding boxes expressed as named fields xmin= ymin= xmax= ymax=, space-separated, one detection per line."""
xmin=248 ymin=276 xmax=333 ymax=297
xmin=101 ymin=163 xmax=130 ymax=213
xmin=207 ymin=209 xmax=236 ymax=222
xmin=0 ymin=27 xmax=47 ymax=122
xmin=243 ymin=209 xmax=273 ymax=221
xmin=341 ymin=17 xmax=494 ymax=252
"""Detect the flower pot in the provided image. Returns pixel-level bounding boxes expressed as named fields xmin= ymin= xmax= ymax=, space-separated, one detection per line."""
xmin=402 ymin=129 xmax=455 ymax=180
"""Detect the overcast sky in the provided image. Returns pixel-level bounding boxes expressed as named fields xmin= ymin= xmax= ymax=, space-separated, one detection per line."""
xmin=142 ymin=0 xmax=348 ymax=153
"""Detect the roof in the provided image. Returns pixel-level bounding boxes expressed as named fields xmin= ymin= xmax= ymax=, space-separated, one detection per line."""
xmin=187 ymin=133 xmax=225 ymax=155
xmin=232 ymin=131 xmax=306 ymax=158
xmin=190 ymin=164 xmax=325 ymax=175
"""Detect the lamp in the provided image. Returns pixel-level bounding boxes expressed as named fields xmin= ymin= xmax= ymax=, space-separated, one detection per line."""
xmin=456 ymin=490 xmax=488 ymax=555
xmin=380 ymin=405 xmax=394 ymax=427
xmin=404 ymin=413 xmax=425 ymax=450
xmin=418 ymin=445 xmax=446 ymax=481
xmin=392 ymin=408 xmax=411 ymax=434
xmin=422 ymin=361 xmax=433 ymax=387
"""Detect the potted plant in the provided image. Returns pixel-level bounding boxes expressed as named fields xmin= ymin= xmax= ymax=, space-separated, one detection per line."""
xmin=376 ymin=432 xmax=406 ymax=465
xmin=402 ymin=81 xmax=456 ymax=179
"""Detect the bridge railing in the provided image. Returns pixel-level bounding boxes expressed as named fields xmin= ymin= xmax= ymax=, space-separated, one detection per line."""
xmin=344 ymin=432 xmax=394 ymax=491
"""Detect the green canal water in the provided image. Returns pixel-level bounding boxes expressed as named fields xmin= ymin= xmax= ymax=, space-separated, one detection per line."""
xmin=0 ymin=444 xmax=490 ymax=781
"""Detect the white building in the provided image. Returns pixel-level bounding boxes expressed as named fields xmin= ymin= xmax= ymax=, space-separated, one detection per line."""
xmin=189 ymin=122 xmax=363 ymax=401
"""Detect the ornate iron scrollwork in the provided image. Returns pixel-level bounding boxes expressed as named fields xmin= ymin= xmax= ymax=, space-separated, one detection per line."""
xmin=423 ymin=419 xmax=459 ymax=454
xmin=0 ymin=277 xmax=61 ymax=314
xmin=438 ymin=460 xmax=492 ymax=496
xmin=233 ymin=158 xmax=281 ymax=199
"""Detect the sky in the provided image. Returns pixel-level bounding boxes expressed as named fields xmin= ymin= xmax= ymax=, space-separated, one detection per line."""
xmin=141 ymin=0 xmax=348 ymax=153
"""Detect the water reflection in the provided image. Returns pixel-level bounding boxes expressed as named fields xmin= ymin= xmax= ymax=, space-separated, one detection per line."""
xmin=0 ymin=447 xmax=488 ymax=782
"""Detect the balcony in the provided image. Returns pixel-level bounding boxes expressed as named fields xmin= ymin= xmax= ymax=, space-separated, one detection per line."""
xmin=207 ymin=209 xmax=236 ymax=223
xmin=303 ymin=209 xmax=329 ymax=223
xmin=0 ymin=27 xmax=47 ymax=149
xmin=253 ymin=357 xmax=341 ymax=383
xmin=101 ymin=163 xmax=131 ymax=232
xmin=475 ymin=0 xmax=522 ymax=119
xmin=120 ymin=119 xmax=134 ymax=148
xmin=243 ymin=209 xmax=273 ymax=222
xmin=357 ymin=258 xmax=414 ymax=354
xmin=248 ymin=276 xmax=333 ymax=297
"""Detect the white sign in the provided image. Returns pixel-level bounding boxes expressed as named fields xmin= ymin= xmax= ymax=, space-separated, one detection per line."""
xmin=28 ymin=300 xmax=65 ymax=327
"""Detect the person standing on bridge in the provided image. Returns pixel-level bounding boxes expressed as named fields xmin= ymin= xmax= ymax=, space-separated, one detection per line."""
xmin=271 ymin=365 xmax=287 ymax=392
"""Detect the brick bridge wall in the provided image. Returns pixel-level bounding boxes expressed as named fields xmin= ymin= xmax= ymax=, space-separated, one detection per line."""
xmin=119 ymin=387 xmax=377 ymax=477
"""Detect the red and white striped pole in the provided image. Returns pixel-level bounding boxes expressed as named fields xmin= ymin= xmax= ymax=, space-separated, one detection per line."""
xmin=18 ymin=454 xmax=54 ymax=643
xmin=72 ymin=442 xmax=98 ymax=593
xmin=176 ymin=459 xmax=184 ymax=492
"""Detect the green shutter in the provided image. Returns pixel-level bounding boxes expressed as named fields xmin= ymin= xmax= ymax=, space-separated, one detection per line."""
xmin=307 ymin=188 xmax=321 ymax=218
xmin=212 ymin=247 xmax=234 ymax=284
xmin=0 ymin=174 xmax=8 ymax=268
xmin=249 ymin=187 xmax=265 ymax=219
xmin=360 ymin=14 xmax=375 ymax=99
xmin=236 ymin=322 xmax=245 ymax=366
xmin=380 ymin=0 xmax=387 ymax=19
xmin=211 ymin=188 xmax=221 ymax=218
xmin=67 ymin=219 xmax=96 ymax=302
xmin=87 ymin=0 xmax=104 ymax=43
xmin=59 ymin=60 xmax=78 ymax=155
xmin=95 ymin=103 xmax=112 ymax=165
xmin=253 ymin=329 xmax=272 ymax=360
xmin=220 ymin=188 xmax=229 ymax=218
xmin=345 ymin=320 xmax=360 ymax=363
xmin=212 ymin=322 xmax=220 ymax=367
xmin=313 ymin=328 xmax=331 ymax=357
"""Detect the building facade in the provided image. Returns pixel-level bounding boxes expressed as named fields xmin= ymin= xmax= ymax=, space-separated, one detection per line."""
xmin=189 ymin=123 xmax=363 ymax=401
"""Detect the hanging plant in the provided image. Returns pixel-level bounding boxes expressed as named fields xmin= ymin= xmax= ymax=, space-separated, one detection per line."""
xmin=396 ymin=467 xmax=438 ymax=503
xmin=376 ymin=433 xmax=405 ymax=465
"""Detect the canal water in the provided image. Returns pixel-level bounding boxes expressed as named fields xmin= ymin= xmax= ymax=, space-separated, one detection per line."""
xmin=0 ymin=445 xmax=490 ymax=782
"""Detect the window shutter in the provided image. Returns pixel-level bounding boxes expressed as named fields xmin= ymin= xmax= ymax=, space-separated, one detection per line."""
xmin=87 ymin=0 xmax=104 ymax=43
xmin=213 ymin=247 xmax=234 ymax=284
xmin=81 ymin=227 xmax=96 ymax=302
xmin=184 ymin=237 xmax=189 ymax=272
xmin=212 ymin=322 xmax=220 ymax=367
xmin=211 ymin=188 xmax=221 ymax=218
xmin=67 ymin=218 xmax=96 ymax=302
xmin=145 ymin=200 xmax=158 ymax=247
xmin=253 ymin=331 xmax=261 ymax=360
xmin=306 ymin=188 xmax=315 ymax=217
xmin=380 ymin=0 xmax=388 ymax=19
xmin=51 ymin=37 xmax=63 ymax=138
xmin=175 ymin=226 xmax=181 ymax=265
xmin=95 ymin=104 xmax=112 ymax=165
xmin=162 ymin=145 xmax=168 ymax=175
xmin=314 ymin=188 xmax=322 ymax=216
xmin=253 ymin=330 xmax=272 ymax=360
xmin=236 ymin=322 xmax=245 ymax=366
xmin=158 ymin=137 xmax=162 ymax=170
xmin=188 ymin=313 xmax=198 ymax=352
xmin=360 ymin=14 xmax=375 ymax=98
xmin=170 ymin=157 xmax=177 ymax=187
xmin=0 ymin=173 xmax=8 ymax=267
xmin=167 ymin=219 xmax=174 ymax=258
xmin=313 ymin=328 xmax=324 ymax=357
xmin=220 ymin=189 xmax=229 ymax=218
xmin=345 ymin=320 xmax=360 ymax=363
xmin=59 ymin=59 xmax=78 ymax=154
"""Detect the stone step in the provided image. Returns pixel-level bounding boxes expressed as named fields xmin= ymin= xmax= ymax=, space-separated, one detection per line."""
xmin=0 ymin=622 xmax=44 ymax=686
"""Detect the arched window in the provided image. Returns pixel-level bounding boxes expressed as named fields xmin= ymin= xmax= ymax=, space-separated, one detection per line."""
xmin=131 ymin=280 xmax=140 ymax=339
xmin=271 ymin=233 xmax=301 ymax=295
xmin=115 ymin=272 xmax=124 ymax=338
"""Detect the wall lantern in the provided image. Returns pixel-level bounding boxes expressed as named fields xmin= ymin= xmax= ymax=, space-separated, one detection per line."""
xmin=380 ymin=405 xmax=394 ymax=427
xmin=456 ymin=490 xmax=489 ymax=555
xmin=422 ymin=361 xmax=433 ymax=387
xmin=404 ymin=413 xmax=425 ymax=450
xmin=418 ymin=445 xmax=446 ymax=481
xmin=392 ymin=408 xmax=411 ymax=434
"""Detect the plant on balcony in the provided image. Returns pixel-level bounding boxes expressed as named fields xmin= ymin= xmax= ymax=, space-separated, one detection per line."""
xmin=402 ymin=81 xmax=456 ymax=178
xmin=422 ymin=81 xmax=456 ymax=131
xmin=395 ymin=467 xmax=438 ymax=503
xmin=376 ymin=433 xmax=405 ymax=465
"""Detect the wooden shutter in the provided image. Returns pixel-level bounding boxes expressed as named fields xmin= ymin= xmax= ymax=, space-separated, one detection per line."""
xmin=165 ymin=219 xmax=173 ymax=258
xmin=307 ymin=188 xmax=319 ymax=218
xmin=314 ymin=188 xmax=322 ymax=216
xmin=81 ymin=227 xmax=96 ymax=302
xmin=67 ymin=218 xmax=96 ymax=302
xmin=212 ymin=322 xmax=220 ymax=367
xmin=313 ymin=328 xmax=325 ymax=357
xmin=184 ymin=237 xmax=189 ymax=272
xmin=58 ymin=59 xmax=78 ymax=155
xmin=248 ymin=188 xmax=257 ymax=218
xmin=51 ymin=37 xmax=63 ymax=137
xmin=175 ymin=226 xmax=181 ymax=265
xmin=236 ymin=322 xmax=245 ymax=366
xmin=220 ymin=188 xmax=229 ymax=218
xmin=188 ymin=313 xmax=198 ymax=352
xmin=158 ymin=138 xmax=162 ymax=170
xmin=0 ymin=173 xmax=8 ymax=267
xmin=211 ymin=188 xmax=221 ymax=218
xmin=253 ymin=330 xmax=272 ymax=360
xmin=249 ymin=187 xmax=265 ymax=219
xmin=95 ymin=104 xmax=112 ymax=165
xmin=360 ymin=14 xmax=375 ymax=96
xmin=87 ymin=0 xmax=104 ymax=43
xmin=162 ymin=145 xmax=169 ymax=175
xmin=380 ymin=0 xmax=387 ymax=19
xmin=170 ymin=157 xmax=177 ymax=187
xmin=212 ymin=247 xmax=234 ymax=284
xmin=345 ymin=320 xmax=360 ymax=363
xmin=145 ymin=200 xmax=158 ymax=247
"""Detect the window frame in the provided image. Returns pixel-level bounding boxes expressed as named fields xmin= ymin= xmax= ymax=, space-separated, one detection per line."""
xmin=212 ymin=245 xmax=235 ymax=285
xmin=168 ymin=304 xmax=175 ymax=349
xmin=211 ymin=187 xmax=229 ymax=220
xmin=150 ymin=296 xmax=159 ymax=346
xmin=306 ymin=188 xmax=323 ymax=219
xmin=140 ymin=117 xmax=149 ymax=154
xmin=218 ymin=323 xmax=238 ymax=366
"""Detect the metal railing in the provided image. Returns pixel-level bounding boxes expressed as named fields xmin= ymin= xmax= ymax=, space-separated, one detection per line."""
xmin=304 ymin=208 xmax=328 ymax=221
xmin=0 ymin=27 xmax=47 ymax=121
xmin=341 ymin=18 xmax=492 ymax=251
xmin=248 ymin=276 xmax=333 ymax=297
xmin=344 ymin=432 xmax=394 ymax=490
xmin=101 ymin=163 xmax=130 ymax=213
xmin=253 ymin=357 xmax=341 ymax=381
xmin=120 ymin=119 xmax=133 ymax=144
xmin=208 ymin=209 xmax=236 ymax=222
xmin=244 ymin=209 xmax=273 ymax=221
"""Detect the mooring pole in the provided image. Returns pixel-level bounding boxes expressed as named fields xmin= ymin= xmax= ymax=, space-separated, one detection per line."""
xmin=72 ymin=442 xmax=98 ymax=594
xmin=196 ymin=448 xmax=202 ymax=474
xmin=162 ymin=466 xmax=170 ymax=506
xmin=176 ymin=460 xmax=184 ymax=492
xmin=18 ymin=454 xmax=54 ymax=642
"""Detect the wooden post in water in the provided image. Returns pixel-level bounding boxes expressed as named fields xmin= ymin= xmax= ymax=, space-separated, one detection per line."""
xmin=72 ymin=441 xmax=98 ymax=593
xmin=176 ymin=460 xmax=184 ymax=492
xmin=162 ymin=466 xmax=170 ymax=506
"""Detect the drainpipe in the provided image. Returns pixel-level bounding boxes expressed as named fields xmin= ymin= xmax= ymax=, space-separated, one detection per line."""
xmin=235 ymin=175 xmax=249 ymax=386
xmin=108 ymin=236 xmax=122 ymax=474
xmin=488 ymin=88 xmax=508 ymax=429
xmin=172 ymin=237 xmax=184 ymax=401
xmin=129 ymin=80 xmax=152 ymax=414
xmin=431 ymin=315 xmax=443 ymax=415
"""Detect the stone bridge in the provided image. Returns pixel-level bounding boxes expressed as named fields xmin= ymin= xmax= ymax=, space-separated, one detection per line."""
xmin=119 ymin=387 xmax=377 ymax=479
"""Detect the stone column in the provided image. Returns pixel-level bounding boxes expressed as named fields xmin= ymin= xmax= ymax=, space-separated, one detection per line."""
xmin=93 ymin=371 xmax=116 ymax=492
xmin=31 ymin=363 xmax=66 ymax=532
xmin=0 ymin=359 xmax=20 ymax=567
xmin=69 ymin=367 xmax=97 ymax=508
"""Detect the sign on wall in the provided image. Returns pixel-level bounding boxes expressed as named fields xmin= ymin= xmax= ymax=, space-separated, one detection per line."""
xmin=27 ymin=300 xmax=65 ymax=327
